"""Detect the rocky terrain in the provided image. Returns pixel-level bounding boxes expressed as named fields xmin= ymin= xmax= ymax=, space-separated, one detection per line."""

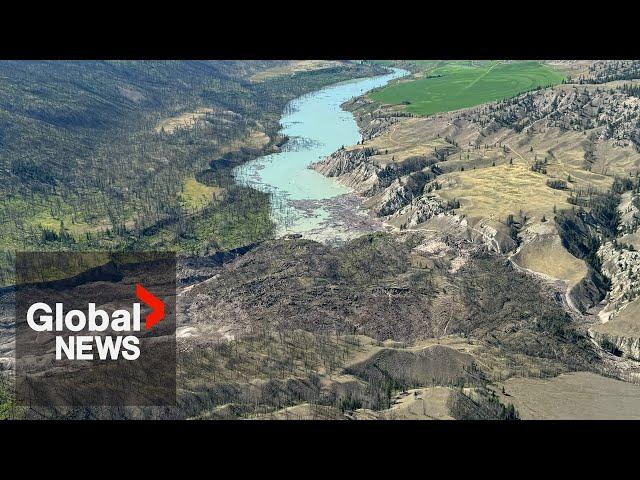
xmin=163 ymin=229 xmax=615 ymax=419
xmin=588 ymin=189 xmax=640 ymax=359
xmin=309 ymin=60 xmax=640 ymax=404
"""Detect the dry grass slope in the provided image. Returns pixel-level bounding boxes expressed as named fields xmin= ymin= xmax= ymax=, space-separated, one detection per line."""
xmin=493 ymin=372 xmax=640 ymax=419
xmin=512 ymin=228 xmax=588 ymax=287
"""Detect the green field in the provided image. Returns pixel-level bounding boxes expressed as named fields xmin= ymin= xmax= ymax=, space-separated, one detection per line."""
xmin=370 ymin=61 xmax=564 ymax=115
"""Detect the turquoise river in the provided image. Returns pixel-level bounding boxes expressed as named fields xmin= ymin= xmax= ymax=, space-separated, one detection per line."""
xmin=234 ymin=67 xmax=408 ymax=242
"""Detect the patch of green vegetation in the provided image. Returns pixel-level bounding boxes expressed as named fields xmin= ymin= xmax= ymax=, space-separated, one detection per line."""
xmin=178 ymin=177 xmax=220 ymax=214
xmin=370 ymin=61 xmax=564 ymax=115
xmin=130 ymin=183 xmax=274 ymax=255
xmin=0 ymin=377 xmax=22 ymax=420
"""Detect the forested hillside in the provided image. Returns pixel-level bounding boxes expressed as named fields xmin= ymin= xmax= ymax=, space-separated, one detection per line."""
xmin=0 ymin=60 xmax=383 ymax=283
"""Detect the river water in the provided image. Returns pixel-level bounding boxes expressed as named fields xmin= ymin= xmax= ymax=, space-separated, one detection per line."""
xmin=234 ymin=67 xmax=408 ymax=242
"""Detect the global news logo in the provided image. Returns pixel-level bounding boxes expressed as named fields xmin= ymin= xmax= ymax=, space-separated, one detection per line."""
xmin=15 ymin=251 xmax=177 ymax=407
xmin=25 ymin=284 xmax=165 ymax=361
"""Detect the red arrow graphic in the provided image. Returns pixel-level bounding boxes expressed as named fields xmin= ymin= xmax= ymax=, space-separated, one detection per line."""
xmin=135 ymin=284 xmax=165 ymax=330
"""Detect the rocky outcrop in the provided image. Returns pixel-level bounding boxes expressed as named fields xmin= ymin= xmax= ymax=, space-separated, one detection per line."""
xmin=462 ymin=218 xmax=517 ymax=254
xmin=588 ymin=194 xmax=640 ymax=359
xmin=361 ymin=116 xmax=402 ymax=140
xmin=397 ymin=195 xmax=448 ymax=227
xmin=311 ymin=148 xmax=379 ymax=194
xmin=375 ymin=181 xmax=415 ymax=216
xmin=589 ymin=329 xmax=640 ymax=361
xmin=598 ymin=240 xmax=640 ymax=320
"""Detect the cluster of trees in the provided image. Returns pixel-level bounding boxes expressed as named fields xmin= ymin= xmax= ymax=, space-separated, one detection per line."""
xmin=531 ymin=157 xmax=548 ymax=174
xmin=40 ymin=221 xmax=73 ymax=244
xmin=448 ymin=388 xmax=519 ymax=420
xmin=621 ymin=83 xmax=640 ymax=98
xmin=580 ymin=61 xmax=640 ymax=84
xmin=546 ymin=179 xmax=568 ymax=190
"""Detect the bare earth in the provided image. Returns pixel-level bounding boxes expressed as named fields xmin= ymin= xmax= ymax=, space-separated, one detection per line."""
xmin=249 ymin=60 xmax=349 ymax=82
xmin=493 ymin=372 xmax=640 ymax=419
xmin=155 ymin=107 xmax=215 ymax=134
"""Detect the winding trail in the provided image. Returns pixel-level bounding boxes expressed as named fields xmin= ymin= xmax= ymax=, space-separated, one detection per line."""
xmin=507 ymin=244 xmax=582 ymax=315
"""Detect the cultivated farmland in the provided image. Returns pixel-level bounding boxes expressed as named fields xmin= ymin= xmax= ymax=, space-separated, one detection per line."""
xmin=370 ymin=61 xmax=564 ymax=115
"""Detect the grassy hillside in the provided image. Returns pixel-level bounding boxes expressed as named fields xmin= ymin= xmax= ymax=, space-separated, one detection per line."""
xmin=370 ymin=61 xmax=564 ymax=115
